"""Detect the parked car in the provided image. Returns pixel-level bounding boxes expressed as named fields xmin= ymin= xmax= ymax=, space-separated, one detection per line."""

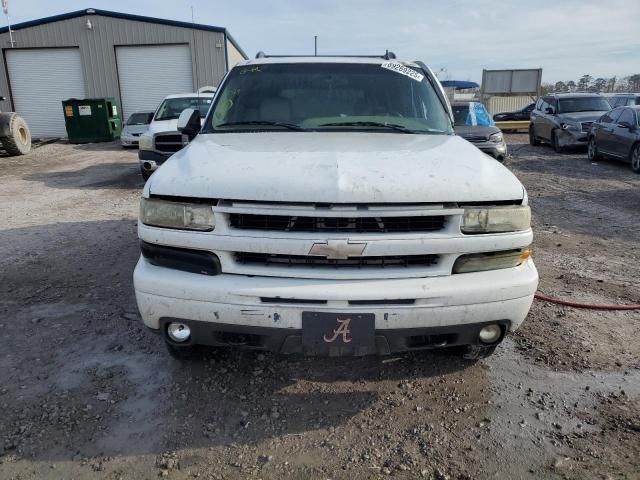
xmin=452 ymin=101 xmax=507 ymax=161
xmin=493 ymin=102 xmax=535 ymax=122
xmin=120 ymin=111 xmax=154 ymax=148
xmin=138 ymin=93 xmax=215 ymax=179
xmin=529 ymin=93 xmax=611 ymax=152
xmin=608 ymin=93 xmax=640 ymax=108
xmin=133 ymin=54 xmax=538 ymax=360
xmin=587 ymin=105 xmax=640 ymax=172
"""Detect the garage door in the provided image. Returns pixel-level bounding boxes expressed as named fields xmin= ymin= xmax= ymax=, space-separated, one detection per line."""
xmin=116 ymin=45 xmax=193 ymax=121
xmin=5 ymin=48 xmax=86 ymax=137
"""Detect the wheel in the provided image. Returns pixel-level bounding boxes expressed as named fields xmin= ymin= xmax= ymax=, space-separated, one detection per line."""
xmin=165 ymin=341 xmax=200 ymax=360
xmin=552 ymin=130 xmax=563 ymax=153
xmin=587 ymin=137 xmax=600 ymax=161
xmin=140 ymin=167 xmax=151 ymax=181
xmin=529 ymin=125 xmax=540 ymax=146
xmin=631 ymin=144 xmax=640 ymax=173
xmin=462 ymin=344 xmax=497 ymax=360
xmin=0 ymin=113 xmax=31 ymax=155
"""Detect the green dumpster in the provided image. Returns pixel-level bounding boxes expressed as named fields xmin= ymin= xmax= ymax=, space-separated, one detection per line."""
xmin=62 ymin=97 xmax=122 ymax=143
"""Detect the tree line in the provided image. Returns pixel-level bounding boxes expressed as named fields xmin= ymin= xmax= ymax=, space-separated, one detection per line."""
xmin=540 ymin=74 xmax=640 ymax=94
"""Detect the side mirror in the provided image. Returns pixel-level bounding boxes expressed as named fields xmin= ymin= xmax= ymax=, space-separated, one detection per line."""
xmin=177 ymin=108 xmax=201 ymax=136
xmin=545 ymin=107 xmax=555 ymax=115
xmin=617 ymin=121 xmax=633 ymax=130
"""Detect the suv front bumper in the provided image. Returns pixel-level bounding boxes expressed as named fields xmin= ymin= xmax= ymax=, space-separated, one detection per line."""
xmin=134 ymin=257 xmax=538 ymax=354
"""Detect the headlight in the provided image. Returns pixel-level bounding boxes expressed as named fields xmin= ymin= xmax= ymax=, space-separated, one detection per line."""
xmin=561 ymin=122 xmax=579 ymax=131
xmin=140 ymin=197 xmax=215 ymax=231
xmin=139 ymin=134 xmax=153 ymax=151
xmin=453 ymin=248 xmax=532 ymax=274
xmin=489 ymin=132 xmax=503 ymax=143
xmin=462 ymin=206 xmax=531 ymax=234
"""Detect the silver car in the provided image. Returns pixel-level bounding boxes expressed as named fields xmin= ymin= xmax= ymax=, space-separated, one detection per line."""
xmin=121 ymin=111 xmax=154 ymax=148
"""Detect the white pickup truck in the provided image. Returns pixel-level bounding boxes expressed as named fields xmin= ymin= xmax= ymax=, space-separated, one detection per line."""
xmin=138 ymin=92 xmax=215 ymax=179
xmin=134 ymin=53 xmax=538 ymax=360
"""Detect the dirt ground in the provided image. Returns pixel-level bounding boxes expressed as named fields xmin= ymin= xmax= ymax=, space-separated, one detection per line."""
xmin=1 ymin=136 xmax=639 ymax=480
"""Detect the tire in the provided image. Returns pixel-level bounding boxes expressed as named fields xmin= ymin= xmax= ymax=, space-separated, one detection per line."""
xmin=0 ymin=113 xmax=31 ymax=156
xmin=140 ymin=167 xmax=151 ymax=181
xmin=552 ymin=130 xmax=563 ymax=153
xmin=631 ymin=144 xmax=640 ymax=173
xmin=587 ymin=137 xmax=600 ymax=161
xmin=462 ymin=344 xmax=497 ymax=360
xmin=529 ymin=125 xmax=540 ymax=146
xmin=165 ymin=341 xmax=200 ymax=360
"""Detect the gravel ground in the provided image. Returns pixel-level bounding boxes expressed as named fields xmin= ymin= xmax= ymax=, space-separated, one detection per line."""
xmin=0 ymin=136 xmax=639 ymax=480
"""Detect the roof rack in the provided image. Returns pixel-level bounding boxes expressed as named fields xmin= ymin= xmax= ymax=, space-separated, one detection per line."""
xmin=255 ymin=50 xmax=397 ymax=60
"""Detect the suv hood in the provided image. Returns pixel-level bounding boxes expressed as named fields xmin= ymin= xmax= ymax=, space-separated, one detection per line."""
xmin=454 ymin=125 xmax=500 ymax=140
xmin=148 ymin=132 xmax=524 ymax=203
xmin=558 ymin=111 xmax=607 ymax=123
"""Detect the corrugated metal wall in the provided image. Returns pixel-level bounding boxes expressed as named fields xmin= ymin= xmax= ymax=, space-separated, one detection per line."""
xmin=0 ymin=13 xmax=228 ymax=113
xmin=487 ymin=96 xmax=535 ymax=115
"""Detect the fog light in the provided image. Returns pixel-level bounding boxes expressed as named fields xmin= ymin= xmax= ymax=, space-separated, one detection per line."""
xmin=143 ymin=161 xmax=152 ymax=171
xmin=167 ymin=322 xmax=191 ymax=343
xmin=478 ymin=324 xmax=501 ymax=344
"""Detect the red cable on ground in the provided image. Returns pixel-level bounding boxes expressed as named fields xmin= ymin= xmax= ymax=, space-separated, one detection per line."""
xmin=534 ymin=292 xmax=640 ymax=311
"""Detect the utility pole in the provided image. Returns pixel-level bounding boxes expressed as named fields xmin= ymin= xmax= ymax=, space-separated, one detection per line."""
xmin=314 ymin=36 xmax=317 ymax=56
xmin=2 ymin=0 xmax=15 ymax=48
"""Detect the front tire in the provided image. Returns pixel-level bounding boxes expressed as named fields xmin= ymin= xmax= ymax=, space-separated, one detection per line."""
xmin=529 ymin=125 xmax=540 ymax=146
xmin=587 ymin=137 xmax=600 ymax=161
xmin=462 ymin=344 xmax=497 ymax=360
xmin=552 ymin=130 xmax=563 ymax=153
xmin=140 ymin=167 xmax=151 ymax=181
xmin=165 ymin=341 xmax=200 ymax=360
xmin=631 ymin=144 xmax=640 ymax=173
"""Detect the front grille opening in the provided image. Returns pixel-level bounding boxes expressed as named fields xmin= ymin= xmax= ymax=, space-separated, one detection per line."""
xmin=260 ymin=297 xmax=327 ymax=305
xmin=154 ymin=134 xmax=184 ymax=153
xmin=213 ymin=332 xmax=263 ymax=347
xmin=229 ymin=213 xmax=446 ymax=233
xmin=407 ymin=333 xmax=456 ymax=349
xmin=348 ymin=299 xmax=416 ymax=306
xmin=235 ymin=252 xmax=439 ymax=269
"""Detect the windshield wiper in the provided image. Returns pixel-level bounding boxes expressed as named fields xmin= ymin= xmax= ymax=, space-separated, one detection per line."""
xmin=215 ymin=120 xmax=306 ymax=131
xmin=318 ymin=121 xmax=417 ymax=133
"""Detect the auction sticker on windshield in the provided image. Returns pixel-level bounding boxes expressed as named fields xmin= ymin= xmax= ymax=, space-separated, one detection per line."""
xmin=381 ymin=62 xmax=424 ymax=82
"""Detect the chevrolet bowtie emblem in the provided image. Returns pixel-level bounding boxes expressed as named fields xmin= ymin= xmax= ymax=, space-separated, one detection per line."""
xmin=309 ymin=239 xmax=367 ymax=260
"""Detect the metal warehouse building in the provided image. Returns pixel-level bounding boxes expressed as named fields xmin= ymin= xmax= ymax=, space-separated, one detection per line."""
xmin=0 ymin=8 xmax=247 ymax=137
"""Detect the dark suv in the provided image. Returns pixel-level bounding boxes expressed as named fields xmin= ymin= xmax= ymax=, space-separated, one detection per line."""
xmin=529 ymin=93 xmax=611 ymax=152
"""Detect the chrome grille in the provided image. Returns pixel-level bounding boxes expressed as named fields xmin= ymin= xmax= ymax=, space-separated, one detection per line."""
xmin=154 ymin=134 xmax=184 ymax=154
xmin=461 ymin=134 xmax=487 ymax=144
xmin=229 ymin=214 xmax=446 ymax=233
xmin=235 ymin=252 xmax=439 ymax=269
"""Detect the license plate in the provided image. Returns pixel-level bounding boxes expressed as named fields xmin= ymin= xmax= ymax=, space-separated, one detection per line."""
xmin=302 ymin=312 xmax=375 ymax=356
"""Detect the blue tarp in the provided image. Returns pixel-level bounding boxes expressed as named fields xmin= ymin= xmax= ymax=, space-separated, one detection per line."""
xmin=466 ymin=102 xmax=495 ymax=126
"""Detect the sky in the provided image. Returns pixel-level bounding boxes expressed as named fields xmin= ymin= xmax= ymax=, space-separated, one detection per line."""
xmin=3 ymin=0 xmax=639 ymax=84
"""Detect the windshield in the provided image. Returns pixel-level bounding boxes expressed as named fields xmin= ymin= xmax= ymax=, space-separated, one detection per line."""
xmin=452 ymin=105 xmax=470 ymax=126
xmin=127 ymin=112 xmax=153 ymax=125
xmin=154 ymin=97 xmax=213 ymax=121
xmin=558 ymin=97 xmax=611 ymax=113
xmin=206 ymin=62 xmax=452 ymax=134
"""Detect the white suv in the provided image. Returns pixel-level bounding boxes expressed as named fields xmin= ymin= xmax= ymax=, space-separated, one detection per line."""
xmin=134 ymin=54 xmax=538 ymax=360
